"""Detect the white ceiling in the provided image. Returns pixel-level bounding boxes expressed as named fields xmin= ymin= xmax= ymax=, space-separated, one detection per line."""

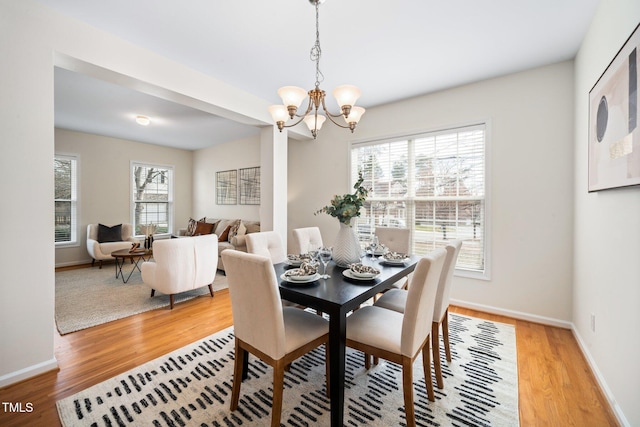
xmin=41 ymin=0 xmax=599 ymax=150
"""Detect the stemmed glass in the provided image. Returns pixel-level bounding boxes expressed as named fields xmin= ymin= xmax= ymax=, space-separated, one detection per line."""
xmin=308 ymin=243 xmax=320 ymax=266
xmin=319 ymin=246 xmax=332 ymax=279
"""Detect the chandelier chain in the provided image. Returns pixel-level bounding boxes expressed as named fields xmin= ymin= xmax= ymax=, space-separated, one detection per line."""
xmin=310 ymin=0 xmax=324 ymax=88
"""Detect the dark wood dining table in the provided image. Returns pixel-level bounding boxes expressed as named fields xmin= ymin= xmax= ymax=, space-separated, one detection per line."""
xmin=274 ymin=254 xmax=420 ymax=427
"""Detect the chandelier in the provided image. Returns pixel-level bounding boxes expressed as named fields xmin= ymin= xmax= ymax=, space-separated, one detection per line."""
xmin=268 ymin=0 xmax=365 ymax=139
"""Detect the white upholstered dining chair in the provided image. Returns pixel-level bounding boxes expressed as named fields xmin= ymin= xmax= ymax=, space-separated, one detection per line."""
xmin=374 ymin=240 xmax=462 ymax=388
xmin=221 ymin=250 xmax=329 ymax=427
xmin=375 ymin=226 xmax=412 ymax=294
xmin=292 ymin=226 xmax=324 ymax=255
xmin=346 ymin=248 xmax=447 ymax=427
xmin=245 ymin=231 xmax=287 ymax=264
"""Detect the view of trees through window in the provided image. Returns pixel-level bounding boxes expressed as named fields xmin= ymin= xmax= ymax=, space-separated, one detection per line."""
xmin=54 ymin=155 xmax=77 ymax=244
xmin=351 ymin=124 xmax=486 ymax=273
xmin=132 ymin=163 xmax=172 ymax=235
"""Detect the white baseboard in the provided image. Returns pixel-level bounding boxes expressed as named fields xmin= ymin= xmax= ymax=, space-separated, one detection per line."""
xmin=449 ymin=298 xmax=573 ymax=329
xmin=0 ymin=358 xmax=58 ymax=388
xmin=55 ymin=258 xmax=94 ymax=268
xmin=571 ymin=326 xmax=630 ymax=427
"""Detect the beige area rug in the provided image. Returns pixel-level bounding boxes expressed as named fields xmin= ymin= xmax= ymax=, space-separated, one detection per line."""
xmin=56 ymin=313 xmax=519 ymax=426
xmin=55 ymin=265 xmax=228 ymax=335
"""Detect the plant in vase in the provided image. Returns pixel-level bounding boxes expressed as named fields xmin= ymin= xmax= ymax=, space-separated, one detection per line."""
xmin=314 ymin=172 xmax=369 ymax=267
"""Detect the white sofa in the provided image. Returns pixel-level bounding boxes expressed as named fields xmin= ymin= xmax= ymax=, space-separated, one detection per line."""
xmin=141 ymin=234 xmax=218 ymax=309
xmin=86 ymin=223 xmax=139 ymax=268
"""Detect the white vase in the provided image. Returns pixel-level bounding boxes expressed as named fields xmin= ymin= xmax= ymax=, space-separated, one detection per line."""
xmin=332 ymin=222 xmax=362 ymax=267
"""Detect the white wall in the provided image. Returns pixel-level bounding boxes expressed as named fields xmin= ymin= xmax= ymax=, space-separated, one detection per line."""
xmin=192 ymin=135 xmax=261 ymax=221
xmin=574 ymin=1 xmax=640 ymax=425
xmin=54 ymin=129 xmax=193 ymax=267
xmin=289 ymin=61 xmax=576 ymax=324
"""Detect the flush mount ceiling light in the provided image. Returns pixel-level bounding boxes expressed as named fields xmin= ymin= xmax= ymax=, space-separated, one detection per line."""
xmin=135 ymin=115 xmax=151 ymax=126
xmin=268 ymin=0 xmax=365 ymax=139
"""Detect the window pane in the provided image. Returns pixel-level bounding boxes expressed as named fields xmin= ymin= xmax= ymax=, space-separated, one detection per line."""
xmin=352 ymin=124 xmax=486 ymax=274
xmin=132 ymin=164 xmax=172 ymax=235
xmin=54 ymin=155 xmax=77 ymax=244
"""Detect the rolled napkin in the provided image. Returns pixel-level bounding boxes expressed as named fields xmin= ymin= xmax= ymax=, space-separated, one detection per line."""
xmin=383 ymin=251 xmax=409 ymax=261
xmin=349 ymin=263 xmax=381 ymax=277
xmin=284 ymin=261 xmax=318 ymax=279
xmin=287 ymin=253 xmax=312 ymax=264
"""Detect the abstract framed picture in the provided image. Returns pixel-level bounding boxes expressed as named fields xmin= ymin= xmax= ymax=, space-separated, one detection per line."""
xmin=216 ymin=169 xmax=237 ymax=205
xmin=589 ymin=22 xmax=640 ymax=192
xmin=239 ymin=166 xmax=260 ymax=205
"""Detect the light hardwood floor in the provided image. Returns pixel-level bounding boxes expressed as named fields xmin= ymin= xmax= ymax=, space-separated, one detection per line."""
xmin=0 ymin=266 xmax=619 ymax=426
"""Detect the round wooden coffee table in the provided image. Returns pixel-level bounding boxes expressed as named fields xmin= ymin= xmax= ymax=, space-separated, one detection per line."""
xmin=111 ymin=248 xmax=152 ymax=283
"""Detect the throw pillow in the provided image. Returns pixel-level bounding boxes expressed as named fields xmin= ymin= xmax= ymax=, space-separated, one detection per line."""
xmin=97 ymin=224 xmax=122 ymax=243
xmin=194 ymin=221 xmax=215 ymax=236
xmin=218 ymin=225 xmax=231 ymax=242
xmin=227 ymin=220 xmax=243 ymax=242
xmin=186 ymin=216 xmax=206 ymax=236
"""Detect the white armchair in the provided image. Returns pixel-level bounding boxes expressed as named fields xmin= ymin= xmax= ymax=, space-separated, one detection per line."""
xmin=141 ymin=235 xmax=218 ymax=309
xmin=86 ymin=223 xmax=138 ymax=268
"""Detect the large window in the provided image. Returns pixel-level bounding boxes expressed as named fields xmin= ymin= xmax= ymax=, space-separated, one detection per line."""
xmin=351 ymin=123 xmax=488 ymax=276
xmin=54 ymin=154 xmax=78 ymax=246
xmin=131 ymin=162 xmax=173 ymax=236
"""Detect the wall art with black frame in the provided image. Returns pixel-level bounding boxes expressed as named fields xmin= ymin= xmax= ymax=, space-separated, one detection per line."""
xmin=589 ymin=22 xmax=640 ymax=192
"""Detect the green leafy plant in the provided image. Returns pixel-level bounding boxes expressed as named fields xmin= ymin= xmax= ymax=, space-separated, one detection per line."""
xmin=315 ymin=172 xmax=369 ymax=225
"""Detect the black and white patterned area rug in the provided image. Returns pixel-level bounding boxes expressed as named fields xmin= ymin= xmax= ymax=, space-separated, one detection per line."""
xmin=56 ymin=314 xmax=518 ymax=426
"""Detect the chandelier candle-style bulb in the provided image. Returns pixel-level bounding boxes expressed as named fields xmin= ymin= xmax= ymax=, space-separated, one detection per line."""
xmin=268 ymin=0 xmax=364 ymax=139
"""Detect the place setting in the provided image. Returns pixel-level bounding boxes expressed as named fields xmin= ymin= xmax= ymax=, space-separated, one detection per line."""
xmin=281 ymin=246 xmax=333 ymax=284
xmin=342 ymin=262 xmax=381 ymax=282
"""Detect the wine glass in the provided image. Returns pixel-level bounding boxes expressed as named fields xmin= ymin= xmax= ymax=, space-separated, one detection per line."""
xmin=319 ymin=246 xmax=332 ymax=279
xmin=308 ymin=243 xmax=320 ymax=265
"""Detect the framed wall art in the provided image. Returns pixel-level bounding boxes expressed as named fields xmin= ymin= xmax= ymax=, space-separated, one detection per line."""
xmin=589 ymin=22 xmax=640 ymax=192
xmin=216 ymin=169 xmax=237 ymax=204
xmin=239 ymin=166 xmax=260 ymax=205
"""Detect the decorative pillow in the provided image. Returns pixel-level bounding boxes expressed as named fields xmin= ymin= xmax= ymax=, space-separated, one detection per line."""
xmin=227 ymin=220 xmax=244 ymax=242
xmin=244 ymin=221 xmax=261 ymax=234
xmin=186 ymin=217 xmax=206 ymax=236
xmin=218 ymin=225 xmax=232 ymax=242
xmin=194 ymin=221 xmax=215 ymax=236
xmin=97 ymin=224 xmax=122 ymax=243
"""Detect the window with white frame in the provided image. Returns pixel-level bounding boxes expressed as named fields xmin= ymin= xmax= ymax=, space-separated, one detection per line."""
xmin=351 ymin=123 xmax=487 ymax=275
xmin=131 ymin=162 xmax=173 ymax=236
xmin=54 ymin=154 xmax=78 ymax=246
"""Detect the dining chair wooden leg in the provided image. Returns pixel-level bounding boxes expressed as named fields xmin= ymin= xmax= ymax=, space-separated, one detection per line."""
xmin=443 ymin=308 xmax=452 ymax=362
xmin=364 ymin=352 xmax=371 ymax=370
xmin=432 ymin=321 xmax=444 ymax=388
xmin=271 ymin=360 xmax=285 ymax=427
xmin=208 ymin=284 xmax=214 ymax=297
xmin=422 ymin=340 xmax=435 ymax=402
xmin=402 ymin=356 xmax=416 ymax=427
xmin=230 ymin=339 xmax=244 ymax=411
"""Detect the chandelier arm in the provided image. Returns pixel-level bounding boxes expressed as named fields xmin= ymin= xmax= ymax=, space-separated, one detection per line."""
xmin=322 ymin=112 xmax=351 ymax=129
xmin=293 ymin=99 xmax=315 ymax=118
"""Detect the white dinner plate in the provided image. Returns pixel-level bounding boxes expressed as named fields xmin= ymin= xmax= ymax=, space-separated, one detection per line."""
xmin=342 ymin=270 xmax=380 ymax=281
xmin=285 ymin=259 xmax=302 ymax=267
xmin=367 ymin=250 xmax=387 ymax=256
xmin=280 ymin=273 xmax=320 ymax=284
xmin=380 ymin=258 xmax=410 ymax=265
